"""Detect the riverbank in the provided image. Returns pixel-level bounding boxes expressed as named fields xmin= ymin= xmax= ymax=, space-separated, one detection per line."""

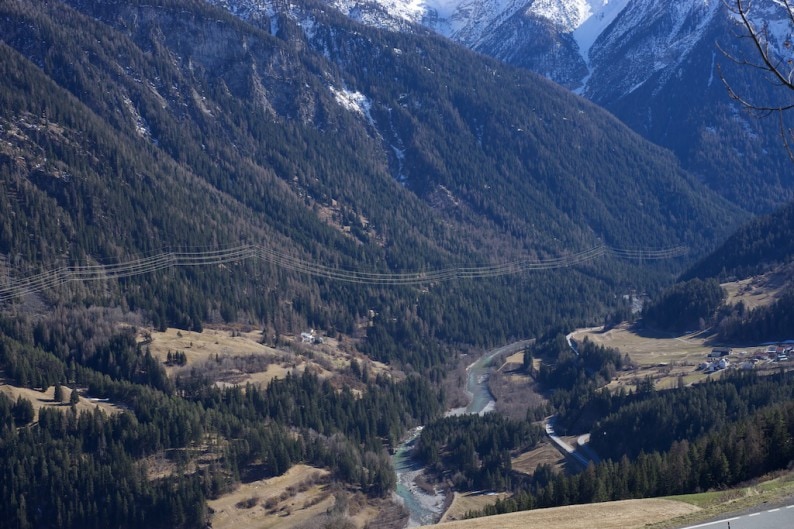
xmin=392 ymin=341 xmax=531 ymax=527
xmin=392 ymin=428 xmax=448 ymax=527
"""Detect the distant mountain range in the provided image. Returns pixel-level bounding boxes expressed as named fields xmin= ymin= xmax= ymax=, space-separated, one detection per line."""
xmin=244 ymin=0 xmax=794 ymax=212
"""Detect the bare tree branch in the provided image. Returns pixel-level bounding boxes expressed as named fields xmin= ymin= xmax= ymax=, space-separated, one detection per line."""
xmin=739 ymin=0 xmax=793 ymax=87
xmin=720 ymin=0 xmax=794 ymax=159
xmin=778 ymin=110 xmax=794 ymax=159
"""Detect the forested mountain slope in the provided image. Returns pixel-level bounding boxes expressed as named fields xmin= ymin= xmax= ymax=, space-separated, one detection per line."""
xmin=293 ymin=0 xmax=794 ymax=212
xmin=684 ymin=200 xmax=794 ymax=282
xmin=636 ymin=200 xmax=794 ymax=342
xmin=677 ymin=200 xmax=794 ymax=343
xmin=0 ymin=0 xmax=738 ymax=352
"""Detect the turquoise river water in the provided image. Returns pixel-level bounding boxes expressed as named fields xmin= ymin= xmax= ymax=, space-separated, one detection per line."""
xmin=391 ymin=341 xmax=531 ymax=527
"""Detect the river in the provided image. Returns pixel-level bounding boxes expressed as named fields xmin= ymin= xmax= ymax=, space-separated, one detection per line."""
xmin=392 ymin=340 xmax=531 ymax=527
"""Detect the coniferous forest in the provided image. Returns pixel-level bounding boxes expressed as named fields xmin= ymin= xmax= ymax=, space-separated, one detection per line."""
xmin=642 ymin=201 xmax=794 ymax=344
xmin=0 ymin=313 xmax=442 ymax=528
xmin=476 ymin=371 xmax=794 ymax=517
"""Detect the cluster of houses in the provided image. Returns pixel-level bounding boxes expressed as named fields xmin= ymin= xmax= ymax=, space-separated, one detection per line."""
xmin=763 ymin=344 xmax=793 ymax=362
xmin=698 ymin=347 xmax=732 ymax=373
xmin=697 ymin=345 xmax=794 ymax=373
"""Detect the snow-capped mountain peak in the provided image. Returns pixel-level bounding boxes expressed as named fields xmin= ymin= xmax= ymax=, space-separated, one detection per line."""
xmin=209 ymin=0 xmax=634 ymax=70
xmin=328 ymin=0 xmax=633 ymax=54
xmin=322 ymin=0 xmax=635 ymax=82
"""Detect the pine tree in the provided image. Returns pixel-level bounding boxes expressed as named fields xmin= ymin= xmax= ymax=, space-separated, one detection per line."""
xmin=12 ymin=397 xmax=34 ymax=425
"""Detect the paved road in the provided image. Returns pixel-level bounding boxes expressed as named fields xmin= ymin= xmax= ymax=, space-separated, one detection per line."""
xmin=680 ymin=503 xmax=794 ymax=529
xmin=544 ymin=416 xmax=591 ymax=468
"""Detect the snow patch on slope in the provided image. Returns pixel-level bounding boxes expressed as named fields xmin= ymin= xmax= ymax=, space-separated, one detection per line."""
xmin=122 ymin=95 xmax=151 ymax=139
xmin=571 ymin=0 xmax=630 ymax=63
xmin=330 ymin=86 xmax=376 ymax=128
xmin=332 ymin=0 xmax=425 ymax=24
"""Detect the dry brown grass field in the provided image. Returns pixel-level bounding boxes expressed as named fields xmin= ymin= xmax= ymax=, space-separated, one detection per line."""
xmin=722 ymin=268 xmax=791 ymax=310
xmin=208 ymin=464 xmax=402 ymax=529
xmin=0 ymin=381 xmax=121 ymax=419
xmin=569 ymin=324 xmax=714 ymax=390
xmin=570 ymin=267 xmax=790 ymax=375
xmin=570 ymin=322 xmax=791 ymax=392
xmin=502 ymin=351 xmax=524 ymax=366
xmin=430 ymin=470 xmax=794 ymax=529
xmin=429 ymin=498 xmax=699 ymax=529
xmin=142 ymin=326 xmax=393 ymax=388
xmin=571 ymin=324 xmax=712 ymax=367
xmin=143 ymin=327 xmax=279 ymax=376
xmin=566 ymin=273 xmax=792 ymax=391
xmin=511 ymin=442 xmax=567 ymax=476
xmin=208 ymin=465 xmax=333 ymax=529
xmin=573 ymin=324 xmax=755 ymax=390
xmin=440 ymin=492 xmax=510 ymax=522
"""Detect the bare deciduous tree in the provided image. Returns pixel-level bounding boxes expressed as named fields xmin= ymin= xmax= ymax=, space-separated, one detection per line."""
xmin=720 ymin=0 xmax=794 ymax=156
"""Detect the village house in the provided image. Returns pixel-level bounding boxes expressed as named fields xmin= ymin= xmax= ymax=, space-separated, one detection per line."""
xmin=300 ymin=330 xmax=324 ymax=345
xmin=708 ymin=347 xmax=731 ymax=358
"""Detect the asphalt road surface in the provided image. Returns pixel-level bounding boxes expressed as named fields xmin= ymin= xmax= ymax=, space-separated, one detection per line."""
xmin=680 ymin=503 xmax=794 ymax=529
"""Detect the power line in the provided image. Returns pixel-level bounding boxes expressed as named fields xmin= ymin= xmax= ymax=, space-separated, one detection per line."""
xmin=0 ymin=244 xmax=688 ymax=301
